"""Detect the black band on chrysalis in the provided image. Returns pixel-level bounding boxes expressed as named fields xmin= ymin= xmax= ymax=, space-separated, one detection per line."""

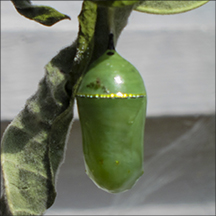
xmin=107 ymin=33 xmax=115 ymax=55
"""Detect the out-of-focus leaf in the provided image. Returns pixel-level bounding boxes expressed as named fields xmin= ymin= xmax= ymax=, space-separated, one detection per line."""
xmin=91 ymin=0 xmax=139 ymax=8
xmin=134 ymin=1 xmax=209 ymax=14
xmin=11 ymin=0 xmax=70 ymax=26
xmin=0 ymin=65 xmax=70 ymax=216
xmin=0 ymin=2 xmax=97 ymax=215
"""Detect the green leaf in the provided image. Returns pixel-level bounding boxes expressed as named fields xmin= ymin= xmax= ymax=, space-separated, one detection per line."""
xmin=91 ymin=0 xmax=139 ymax=8
xmin=0 ymin=2 xmax=97 ymax=215
xmin=134 ymin=1 xmax=209 ymax=14
xmin=48 ymin=0 xmax=97 ymax=178
xmin=11 ymin=0 xmax=70 ymax=26
xmin=1 ymin=65 xmax=70 ymax=216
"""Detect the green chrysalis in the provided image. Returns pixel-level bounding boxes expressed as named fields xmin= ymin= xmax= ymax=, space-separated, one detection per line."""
xmin=76 ymin=34 xmax=147 ymax=193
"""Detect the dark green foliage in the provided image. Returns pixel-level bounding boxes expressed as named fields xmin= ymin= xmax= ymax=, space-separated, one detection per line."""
xmin=11 ymin=0 xmax=70 ymax=26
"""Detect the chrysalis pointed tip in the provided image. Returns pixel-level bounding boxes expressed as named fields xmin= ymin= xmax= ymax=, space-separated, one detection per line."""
xmin=108 ymin=33 xmax=115 ymax=51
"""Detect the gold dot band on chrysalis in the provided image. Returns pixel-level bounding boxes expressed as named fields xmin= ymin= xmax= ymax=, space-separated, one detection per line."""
xmin=76 ymin=92 xmax=146 ymax=99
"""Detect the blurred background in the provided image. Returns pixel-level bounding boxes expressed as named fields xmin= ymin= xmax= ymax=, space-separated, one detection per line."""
xmin=1 ymin=1 xmax=215 ymax=215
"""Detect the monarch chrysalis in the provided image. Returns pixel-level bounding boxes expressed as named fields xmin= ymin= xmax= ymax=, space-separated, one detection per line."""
xmin=76 ymin=34 xmax=147 ymax=193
